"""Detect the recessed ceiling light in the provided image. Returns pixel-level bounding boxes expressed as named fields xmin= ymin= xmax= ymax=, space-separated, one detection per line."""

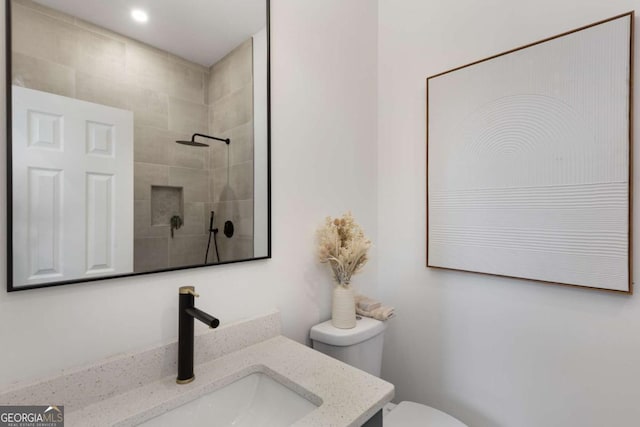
xmin=131 ymin=9 xmax=148 ymax=23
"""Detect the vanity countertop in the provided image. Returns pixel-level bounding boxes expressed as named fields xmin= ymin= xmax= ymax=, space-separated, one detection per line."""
xmin=0 ymin=311 xmax=394 ymax=427
xmin=68 ymin=335 xmax=394 ymax=427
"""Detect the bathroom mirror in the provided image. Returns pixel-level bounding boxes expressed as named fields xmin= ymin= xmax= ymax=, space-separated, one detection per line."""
xmin=6 ymin=0 xmax=271 ymax=291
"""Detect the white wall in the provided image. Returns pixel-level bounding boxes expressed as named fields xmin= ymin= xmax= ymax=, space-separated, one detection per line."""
xmin=378 ymin=1 xmax=640 ymax=427
xmin=0 ymin=0 xmax=378 ymax=387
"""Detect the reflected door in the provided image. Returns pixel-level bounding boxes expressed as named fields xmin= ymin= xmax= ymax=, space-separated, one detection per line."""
xmin=12 ymin=86 xmax=134 ymax=286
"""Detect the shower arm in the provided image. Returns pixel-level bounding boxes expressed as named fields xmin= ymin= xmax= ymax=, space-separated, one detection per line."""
xmin=192 ymin=133 xmax=230 ymax=145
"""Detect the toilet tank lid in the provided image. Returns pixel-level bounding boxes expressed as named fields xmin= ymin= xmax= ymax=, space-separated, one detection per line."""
xmin=310 ymin=317 xmax=387 ymax=346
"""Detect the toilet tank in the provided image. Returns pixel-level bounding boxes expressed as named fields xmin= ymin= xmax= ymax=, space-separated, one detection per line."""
xmin=310 ymin=317 xmax=387 ymax=377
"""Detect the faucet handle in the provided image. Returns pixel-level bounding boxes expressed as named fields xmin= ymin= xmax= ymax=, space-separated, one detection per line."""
xmin=179 ymin=286 xmax=200 ymax=297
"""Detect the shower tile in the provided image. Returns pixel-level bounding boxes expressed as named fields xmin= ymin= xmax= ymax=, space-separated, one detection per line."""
xmin=210 ymin=201 xmax=223 ymax=218
xmin=12 ymin=4 xmax=77 ymax=68
xmin=168 ymin=136 xmax=208 ymax=170
xmin=209 ymin=137 xmax=229 ymax=170
xmin=228 ymin=122 xmax=254 ymax=166
xmin=210 ymin=167 xmax=229 ymax=203
xmin=126 ymin=38 xmax=171 ymax=62
xmin=134 ymin=199 xmax=169 ymax=238
xmin=208 ymin=105 xmax=217 ymax=134
xmin=134 ymin=163 xmax=169 ymax=200
xmin=166 ymin=58 xmax=207 ymax=104
xmin=169 ymin=166 xmax=209 ymax=203
xmin=134 ymin=125 xmax=171 ymax=165
xmin=216 ymin=235 xmax=253 ymax=263
xmin=124 ymin=41 xmax=169 ymax=95
xmin=204 ymin=70 xmax=210 ymax=105
xmin=168 ymin=53 xmax=209 ymax=75
xmin=74 ymin=27 xmax=126 ymax=81
xmin=174 ymin=202 xmax=206 ymax=237
xmin=208 ymin=39 xmax=253 ymax=103
xmin=168 ymin=97 xmax=208 ymax=135
xmin=211 ymin=85 xmax=253 ymax=133
xmin=134 ymin=199 xmax=150 ymax=238
xmin=235 ymin=236 xmax=255 ymax=260
xmin=134 ymin=237 xmax=169 ymax=272
xmin=128 ymin=86 xmax=169 ymax=129
xmin=76 ymin=71 xmax=129 ymax=110
xmin=237 ymin=200 xmax=255 ymax=239
xmin=207 ymin=125 xmax=249 ymax=170
xmin=213 ymin=199 xmax=254 ymax=240
xmin=12 ymin=52 xmax=76 ymax=97
xmin=218 ymin=200 xmax=254 ymax=237
xmin=230 ymin=161 xmax=254 ymax=201
xmin=169 ymin=236 xmax=209 ymax=267
xmin=211 ymin=201 xmax=229 ymax=229
xmin=216 ymin=236 xmax=230 ymax=263
xmin=73 ymin=15 xmax=131 ymax=45
xmin=231 ymin=39 xmax=254 ymax=88
xmin=208 ymin=57 xmax=228 ymax=104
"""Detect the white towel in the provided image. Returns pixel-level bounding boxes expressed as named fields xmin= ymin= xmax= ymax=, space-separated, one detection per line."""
xmin=356 ymin=305 xmax=395 ymax=321
xmin=355 ymin=294 xmax=381 ymax=311
xmin=354 ymin=294 xmax=395 ymax=320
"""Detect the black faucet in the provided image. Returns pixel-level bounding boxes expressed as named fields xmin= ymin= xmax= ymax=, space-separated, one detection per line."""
xmin=177 ymin=286 xmax=220 ymax=384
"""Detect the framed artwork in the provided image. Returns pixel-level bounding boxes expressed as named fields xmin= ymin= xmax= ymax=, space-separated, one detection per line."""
xmin=426 ymin=12 xmax=633 ymax=293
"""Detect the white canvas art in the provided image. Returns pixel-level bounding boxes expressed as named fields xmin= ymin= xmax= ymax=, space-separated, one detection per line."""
xmin=427 ymin=13 xmax=632 ymax=292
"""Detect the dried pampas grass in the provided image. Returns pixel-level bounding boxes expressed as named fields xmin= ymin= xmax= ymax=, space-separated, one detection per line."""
xmin=317 ymin=212 xmax=371 ymax=287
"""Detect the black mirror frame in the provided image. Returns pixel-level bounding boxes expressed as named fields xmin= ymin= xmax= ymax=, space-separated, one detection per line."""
xmin=5 ymin=0 xmax=271 ymax=292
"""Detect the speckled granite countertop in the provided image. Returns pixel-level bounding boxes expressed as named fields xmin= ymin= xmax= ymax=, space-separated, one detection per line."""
xmin=69 ymin=335 xmax=394 ymax=427
xmin=0 ymin=311 xmax=394 ymax=427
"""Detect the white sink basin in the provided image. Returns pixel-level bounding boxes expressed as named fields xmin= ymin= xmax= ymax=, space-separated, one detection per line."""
xmin=137 ymin=372 xmax=318 ymax=427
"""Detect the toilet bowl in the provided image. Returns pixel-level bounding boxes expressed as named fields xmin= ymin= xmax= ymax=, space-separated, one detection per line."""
xmin=310 ymin=317 xmax=467 ymax=427
xmin=384 ymin=402 xmax=466 ymax=427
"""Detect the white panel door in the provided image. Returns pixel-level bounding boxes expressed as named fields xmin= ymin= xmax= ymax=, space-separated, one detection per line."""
xmin=12 ymin=86 xmax=134 ymax=286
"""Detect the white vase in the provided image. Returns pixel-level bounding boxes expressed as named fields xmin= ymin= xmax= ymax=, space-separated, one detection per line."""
xmin=332 ymin=285 xmax=356 ymax=329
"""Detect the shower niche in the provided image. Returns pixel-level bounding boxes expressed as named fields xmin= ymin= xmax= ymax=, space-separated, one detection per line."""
xmin=151 ymin=186 xmax=184 ymax=229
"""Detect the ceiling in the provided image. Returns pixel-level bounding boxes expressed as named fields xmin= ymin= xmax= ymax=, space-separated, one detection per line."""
xmin=34 ymin=0 xmax=267 ymax=67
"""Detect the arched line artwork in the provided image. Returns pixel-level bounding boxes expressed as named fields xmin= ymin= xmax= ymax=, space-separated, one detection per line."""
xmin=426 ymin=12 xmax=633 ymax=293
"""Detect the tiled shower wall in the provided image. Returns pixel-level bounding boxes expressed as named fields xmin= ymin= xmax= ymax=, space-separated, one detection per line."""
xmin=11 ymin=0 xmax=254 ymax=271
xmin=207 ymin=40 xmax=255 ymax=262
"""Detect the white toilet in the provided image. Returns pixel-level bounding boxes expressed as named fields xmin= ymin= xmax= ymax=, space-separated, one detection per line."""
xmin=310 ymin=317 xmax=467 ymax=427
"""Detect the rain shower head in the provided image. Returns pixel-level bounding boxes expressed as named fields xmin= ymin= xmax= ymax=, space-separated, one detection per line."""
xmin=175 ymin=133 xmax=230 ymax=147
xmin=175 ymin=139 xmax=208 ymax=147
